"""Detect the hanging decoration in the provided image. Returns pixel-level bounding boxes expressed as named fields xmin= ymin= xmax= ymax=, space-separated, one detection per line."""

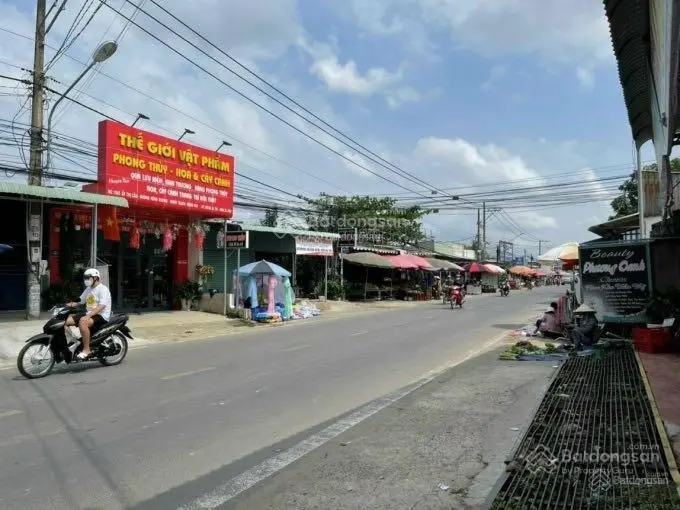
xmin=189 ymin=222 xmax=209 ymax=250
xmin=267 ymin=275 xmax=277 ymax=315
xmin=194 ymin=230 xmax=205 ymax=250
xmin=129 ymin=221 xmax=141 ymax=249
xmin=162 ymin=223 xmax=173 ymax=252
xmin=100 ymin=205 xmax=121 ymax=242
xmin=216 ymin=228 xmax=225 ymax=249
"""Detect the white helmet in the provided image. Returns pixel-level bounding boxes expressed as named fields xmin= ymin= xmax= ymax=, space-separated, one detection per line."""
xmin=84 ymin=268 xmax=100 ymax=278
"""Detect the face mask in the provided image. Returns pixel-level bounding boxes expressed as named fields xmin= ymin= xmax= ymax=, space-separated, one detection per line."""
xmin=84 ymin=278 xmax=93 ymax=287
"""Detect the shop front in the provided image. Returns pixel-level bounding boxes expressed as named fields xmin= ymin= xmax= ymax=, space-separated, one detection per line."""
xmin=48 ymin=119 xmax=235 ymax=311
xmin=47 ymin=206 xmax=195 ymax=311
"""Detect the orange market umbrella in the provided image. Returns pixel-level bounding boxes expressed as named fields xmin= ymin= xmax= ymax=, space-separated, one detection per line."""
xmin=558 ymin=242 xmax=579 ymax=263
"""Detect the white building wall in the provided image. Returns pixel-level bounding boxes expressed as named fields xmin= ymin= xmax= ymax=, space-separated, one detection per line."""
xmin=648 ymin=0 xmax=679 ymax=214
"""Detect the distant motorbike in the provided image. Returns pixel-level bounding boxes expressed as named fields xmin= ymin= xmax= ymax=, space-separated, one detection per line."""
xmin=450 ymin=286 xmax=464 ymax=309
xmin=17 ymin=305 xmax=133 ymax=379
xmin=500 ymin=284 xmax=510 ymax=297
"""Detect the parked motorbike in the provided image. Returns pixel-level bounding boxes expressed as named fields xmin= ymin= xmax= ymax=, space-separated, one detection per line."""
xmin=450 ymin=286 xmax=464 ymax=309
xmin=17 ymin=305 xmax=133 ymax=379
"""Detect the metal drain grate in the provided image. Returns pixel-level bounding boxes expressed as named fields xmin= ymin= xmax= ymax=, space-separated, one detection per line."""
xmin=489 ymin=346 xmax=680 ymax=509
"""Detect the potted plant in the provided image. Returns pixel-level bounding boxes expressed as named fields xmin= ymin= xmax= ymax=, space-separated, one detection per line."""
xmin=195 ymin=264 xmax=215 ymax=293
xmin=176 ymin=280 xmax=202 ymax=310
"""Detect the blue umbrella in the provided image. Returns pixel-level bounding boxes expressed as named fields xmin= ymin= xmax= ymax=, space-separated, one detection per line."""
xmin=239 ymin=260 xmax=291 ymax=278
xmin=0 ymin=244 xmax=13 ymax=254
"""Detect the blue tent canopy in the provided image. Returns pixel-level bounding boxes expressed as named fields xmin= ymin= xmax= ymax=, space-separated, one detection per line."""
xmin=238 ymin=260 xmax=291 ymax=277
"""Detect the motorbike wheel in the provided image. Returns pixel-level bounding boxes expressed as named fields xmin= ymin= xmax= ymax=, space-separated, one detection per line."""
xmin=450 ymin=298 xmax=455 ymax=310
xmin=99 ymin=332 xmax=128 ymax=366
xmin=17 ymin=341 xmax=55 ymax=379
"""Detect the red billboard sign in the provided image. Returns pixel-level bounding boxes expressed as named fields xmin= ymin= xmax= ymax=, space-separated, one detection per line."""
xmin=97 ymin=120 xmax=235 ymax=217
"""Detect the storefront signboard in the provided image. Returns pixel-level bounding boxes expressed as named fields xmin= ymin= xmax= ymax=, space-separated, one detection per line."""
xmin=225 ymin=231 xmax=249 ymax=249
xmin=295 ymin=236 xmax=334 ymax=256
xmin=579 ymin=241 xmax=652 ymax=322
xmin=97 ymin=120 xmax=235 ymax=217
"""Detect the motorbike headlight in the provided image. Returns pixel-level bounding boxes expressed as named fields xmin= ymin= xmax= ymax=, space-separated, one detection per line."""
xmin=52 ymin=307 xmax=60 ymax=317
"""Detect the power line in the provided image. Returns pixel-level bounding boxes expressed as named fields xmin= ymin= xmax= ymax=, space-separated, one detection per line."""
xmin=98 ymin=0 xmax=448 ymax=200
xmin=0 ymin=25 xmax=352 ymax=193
xmin=142 ymin=0 xmax=447 ymax=196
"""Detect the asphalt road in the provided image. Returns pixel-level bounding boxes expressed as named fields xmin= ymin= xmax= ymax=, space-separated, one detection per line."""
xmin=0 ymin=287 xmax=562 ymax=510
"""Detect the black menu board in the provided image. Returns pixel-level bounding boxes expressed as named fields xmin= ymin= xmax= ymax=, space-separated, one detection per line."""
xmin=579 ymin=242 xmax=651 ymax=321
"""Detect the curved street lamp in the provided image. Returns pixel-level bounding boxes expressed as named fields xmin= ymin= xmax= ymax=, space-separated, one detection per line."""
xmin=45 ymin=41 xmax=118 ymax=174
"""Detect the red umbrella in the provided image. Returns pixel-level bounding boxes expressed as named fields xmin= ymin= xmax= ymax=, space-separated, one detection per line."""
xmin=467 ymin=262 xmax=483 ymax=272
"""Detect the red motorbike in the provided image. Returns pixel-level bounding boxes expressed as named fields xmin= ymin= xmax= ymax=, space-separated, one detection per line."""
xmin=450 ymin=286 xmax=464 ymax=309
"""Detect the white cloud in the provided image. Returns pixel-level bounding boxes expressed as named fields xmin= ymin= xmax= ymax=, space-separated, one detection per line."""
xmin=415 ymin=137 xmax=540 ymax=183
xmin=300 ymin=39 xmax=400 ymax=95
xmin=349 ymin=0 xmax=613 ymax=84
xmin=419 ymin=0 xmax=612 ymax=63
xmin=386 ymin=87 xmax=421 ymax=108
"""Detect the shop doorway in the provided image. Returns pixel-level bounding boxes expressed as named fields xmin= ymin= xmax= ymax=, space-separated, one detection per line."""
xmin=119 ymin=234 xmax=174 ymax=311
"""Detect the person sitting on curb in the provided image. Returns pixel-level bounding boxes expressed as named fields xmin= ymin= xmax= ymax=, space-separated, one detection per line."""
xmin=534 ymin=302 xmax=558 ymax=336
xmin=568 ymin=303 xmax=599 ymax=349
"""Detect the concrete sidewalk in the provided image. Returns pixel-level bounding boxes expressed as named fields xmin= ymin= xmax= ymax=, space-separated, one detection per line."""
xmin=226 ymin=347 xmax=556 ymax=510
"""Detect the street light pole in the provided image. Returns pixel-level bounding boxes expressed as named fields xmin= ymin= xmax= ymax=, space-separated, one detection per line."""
xmin=44 ymin=41 xmax=118 ymax=176
xmin=43 ymin=41 xmax=117 ymax=270
xmin=178 ymin=128 xmax=194 ymax=141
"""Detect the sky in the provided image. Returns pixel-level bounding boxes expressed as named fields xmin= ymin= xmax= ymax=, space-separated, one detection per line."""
xmin=0 ymin=0 xmax=655 ymax=259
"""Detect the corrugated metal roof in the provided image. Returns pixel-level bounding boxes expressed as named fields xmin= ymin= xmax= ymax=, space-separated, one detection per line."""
xmin=588 ymin=213 xmax=640 ymax=237
xmin=604 ymin=0 xmax=653 ymax=146
xmin=233 ymin=223 xmax=340 ymax=239
xmin=0 ymin=182 xmax=128 ymax=207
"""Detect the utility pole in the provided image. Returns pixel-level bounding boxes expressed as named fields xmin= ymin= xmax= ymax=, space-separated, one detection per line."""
xmin=538 ymin=240 xmax=548 ymax=257
xmin=476 ymin=208 xmax=481 ymax=261
xmin=481 ymin=201 xmax=487 ymax=261
xmin=28 ymin=0 xmax=46 ymax=186
xmin=25 ymin=0 xmax=47 ymax=319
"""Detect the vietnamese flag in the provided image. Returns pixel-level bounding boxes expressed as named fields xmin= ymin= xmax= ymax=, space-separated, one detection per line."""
xmin=99 ymin=205 xmax=121 ymax=242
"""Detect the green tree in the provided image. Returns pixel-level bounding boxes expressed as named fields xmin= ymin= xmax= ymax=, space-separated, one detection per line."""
xmin=261 ymin=207 xmax=279 ymax=227
xmin=305 ymin=194 xmax=431 ymax=247
xmin=609 ymin=172 xmax=638 ymax=219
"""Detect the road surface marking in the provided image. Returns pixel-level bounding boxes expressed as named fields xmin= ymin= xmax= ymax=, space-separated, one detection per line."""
xmin=350 ymin=331 xmax=368 ymax=336
xmin=176 ymin=333 xmax=507 ymax=510
xmin=282 ymin=345 xmax=309 ymax=353
xmin=161 ymin=367 xmax=216 ymax=380
xmin=0 ymin=410 xmax=22 ymax=419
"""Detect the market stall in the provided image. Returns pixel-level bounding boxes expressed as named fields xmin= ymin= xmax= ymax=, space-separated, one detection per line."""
xmin=341 ymin=251 xmax=395 ymax=300
xmin=235 ymin=259 xmax=321 ymax=323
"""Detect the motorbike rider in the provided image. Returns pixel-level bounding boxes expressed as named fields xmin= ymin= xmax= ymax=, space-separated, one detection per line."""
xmin=65 ymin=268 xmax=112 ymax=359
